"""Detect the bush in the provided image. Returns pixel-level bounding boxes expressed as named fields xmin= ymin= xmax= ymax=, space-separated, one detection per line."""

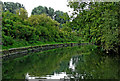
xmin=3 ymin=35 xmax=14 ymax=46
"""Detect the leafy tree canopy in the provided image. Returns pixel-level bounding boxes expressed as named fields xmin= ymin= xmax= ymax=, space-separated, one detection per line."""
xmin=2 ymin=2 xmax=25 ymax=14
xmin=31 ymin=6 xmax=70 ymax=24
xmin=68 ymin=1 xmax=120 ymax=54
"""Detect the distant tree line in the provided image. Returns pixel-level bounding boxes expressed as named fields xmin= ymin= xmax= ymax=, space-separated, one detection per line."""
xmin=31 ymin=6 xmax=70 ymax=24
xmin=2 ymin=2 xmax=25 ymax=14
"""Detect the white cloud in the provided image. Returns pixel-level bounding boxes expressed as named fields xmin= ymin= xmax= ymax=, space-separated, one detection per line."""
xmin=2 ymin=0 xmax=73 ymax=16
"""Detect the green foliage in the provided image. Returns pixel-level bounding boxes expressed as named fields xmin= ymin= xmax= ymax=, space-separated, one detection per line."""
xmin=54 ymin=10 xmax=69 ymax=24
xmin=68 ymin=2 xmax=120 ymax=54
xmin=2 ymin=35 xmax=14 ymax=46
xmin=16 ymin=8 xmax=28 ymax=20
xmin=2 ymin=2 xmax=25 ymax=14
xmin=2 ymin=9 xmax=77 ymax=48
xmin=32 ymin=6 xmax=48 ymax=15
xmin=31 ymin=6 xmax=70 ymax=24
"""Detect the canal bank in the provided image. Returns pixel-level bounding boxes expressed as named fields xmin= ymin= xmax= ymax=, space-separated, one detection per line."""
xmin=2 ymin=43 xmax=93 ymax=59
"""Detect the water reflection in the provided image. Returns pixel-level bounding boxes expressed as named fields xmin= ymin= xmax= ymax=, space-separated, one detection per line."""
xmin=69 ymin=58 xmax=76 ymax=71
xmin=2 ymin=45 xmax=120 ymax=79
xmin=25 ymin=56 xmax=77 ymax=79
xmin=26 ymin=72 xmax=69 ymax=79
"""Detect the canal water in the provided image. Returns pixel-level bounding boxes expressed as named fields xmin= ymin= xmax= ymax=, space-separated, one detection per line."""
xmin=2 ymin=45 xmax=120 ymax=80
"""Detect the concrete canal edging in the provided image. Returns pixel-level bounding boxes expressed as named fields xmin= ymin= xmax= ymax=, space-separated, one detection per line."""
xmin=1 ymin=43 xmax=91 ymax=59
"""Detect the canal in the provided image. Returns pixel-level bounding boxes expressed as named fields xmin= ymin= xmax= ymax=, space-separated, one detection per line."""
xmin=2 ymin=45 xmax=120 ymax=80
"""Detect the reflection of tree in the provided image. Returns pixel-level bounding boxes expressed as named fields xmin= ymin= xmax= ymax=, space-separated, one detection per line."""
xmin=3 ymin=45 xmax=118 ymax=79
xmin=3 ymin=48 xmax=65 ymax=79
xmin=76 ymin=51 xmax=119 ymax=79
xmin=3 ymin=46 xmax=89 ymax=79
xmin=54 ymin=45 xmax=98 ymax=75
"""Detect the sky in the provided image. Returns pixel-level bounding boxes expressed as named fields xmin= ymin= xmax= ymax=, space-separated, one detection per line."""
xmin=2 ymin=0 xmax=73 ymax=17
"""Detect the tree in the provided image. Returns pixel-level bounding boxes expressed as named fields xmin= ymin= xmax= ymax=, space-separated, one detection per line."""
xmin=68 ymin=1 xmax=120 ymax=54
xmin=2 ymin=3 xmax=77 ymax=47
xmin=47 ymin=7 xmax=55 ymax=19
xmin=31 ymin=6 xmax=70 ymax=24
xmin=28 ymin=14 xmax=60 ymax=42
xmin=54 ymin=11 xmax=69 ymax=24
xmin=3 ymin=2 xmax=25 ymax=14
xmin=16 ymin=8 xmax=28 ymax=20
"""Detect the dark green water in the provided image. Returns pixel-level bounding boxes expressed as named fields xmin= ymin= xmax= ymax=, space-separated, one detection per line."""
xmin=2 ymin=45 xmax=120 ymax=79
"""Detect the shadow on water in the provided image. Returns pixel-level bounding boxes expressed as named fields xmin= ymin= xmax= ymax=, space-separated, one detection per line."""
xmin=2 ymin=45 xmax=120 ymax=80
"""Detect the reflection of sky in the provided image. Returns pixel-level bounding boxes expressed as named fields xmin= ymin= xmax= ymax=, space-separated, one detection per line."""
xmin=69 ymin=58 xmax=75 ymax=71
xmin=25 ymin=56 xmax=83 ymax=80
xmin=26 ymin=72 xmax=68 ymax=79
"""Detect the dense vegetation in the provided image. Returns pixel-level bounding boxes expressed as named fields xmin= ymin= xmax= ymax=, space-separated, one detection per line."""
xmin=2 ymin=1 xmax=120 ymax=54
xmin=2 ymin=1 xmax=120 ymax=80
xmin=2 ymin=2 xmax=78 ymax=49
xmin=68 ymin=2 xmax=120 ymax=54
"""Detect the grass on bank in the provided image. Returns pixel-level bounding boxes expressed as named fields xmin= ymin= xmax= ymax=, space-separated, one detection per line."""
xmin=2 ymin=40 xmax=78 ymax=50
xmin=2 ymin=37 xmax=90 ymax=51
